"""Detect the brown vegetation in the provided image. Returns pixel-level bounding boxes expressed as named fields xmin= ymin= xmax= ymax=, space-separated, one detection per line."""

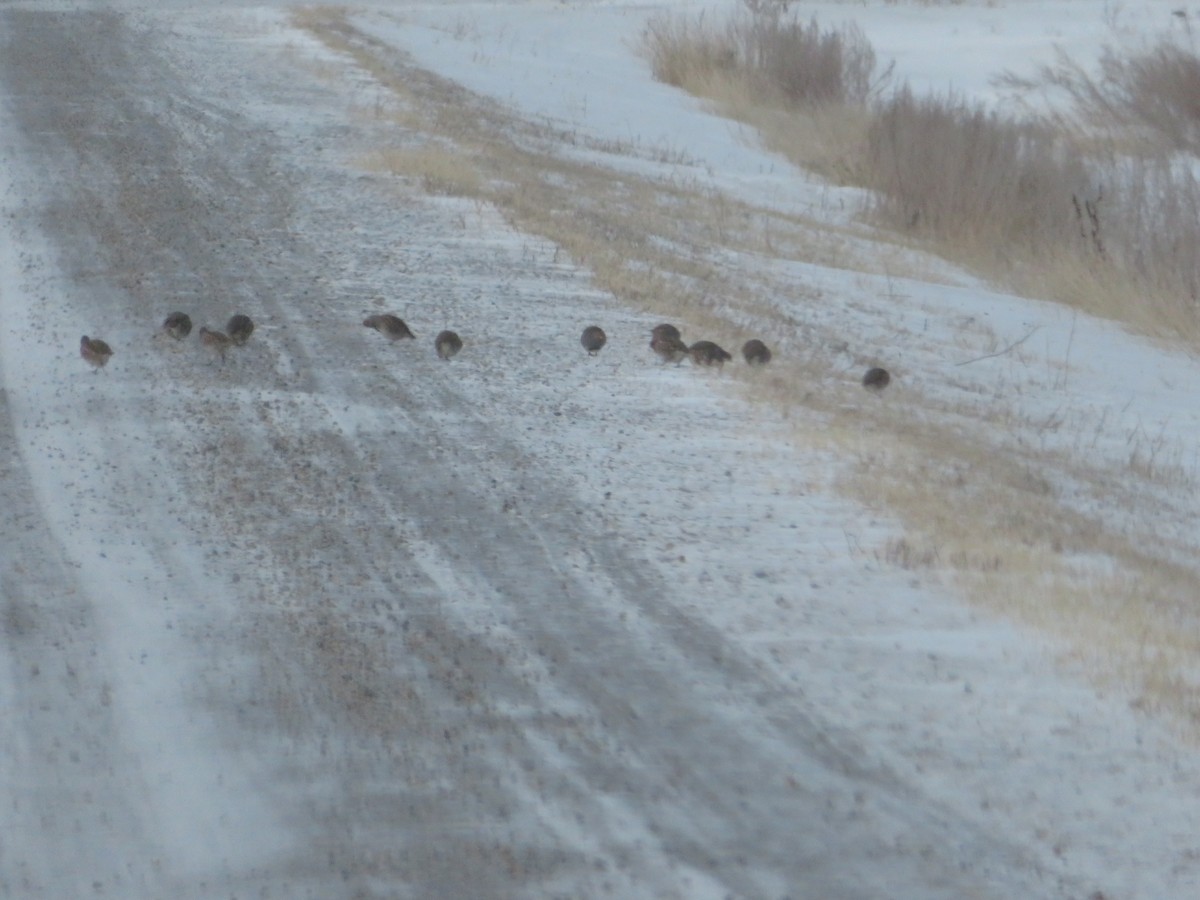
xmin=295 ymin=4 xmax=1200 ymax=732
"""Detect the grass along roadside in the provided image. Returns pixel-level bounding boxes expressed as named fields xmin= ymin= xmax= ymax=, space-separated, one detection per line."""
xmin=292 ymin=7 xmax=1200 ymax=733
xmin=643 ymin=4 xmax=1200 ymax=345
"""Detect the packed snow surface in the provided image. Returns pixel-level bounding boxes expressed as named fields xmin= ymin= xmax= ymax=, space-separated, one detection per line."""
xmin=1 ymin=1 xmax=1199 ymax=898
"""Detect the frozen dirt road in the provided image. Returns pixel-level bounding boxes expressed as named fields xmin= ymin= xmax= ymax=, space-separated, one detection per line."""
xmin=0 ymin=5 xmax=1160 ymax=898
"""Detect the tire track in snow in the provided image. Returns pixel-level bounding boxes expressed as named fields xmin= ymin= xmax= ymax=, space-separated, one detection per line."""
xmin=0 ymin=383 xmax=159 ymax=899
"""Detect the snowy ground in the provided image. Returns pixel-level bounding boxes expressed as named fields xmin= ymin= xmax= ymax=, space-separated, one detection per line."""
xmin=2 ymin=1 xmax=1200 ymax=898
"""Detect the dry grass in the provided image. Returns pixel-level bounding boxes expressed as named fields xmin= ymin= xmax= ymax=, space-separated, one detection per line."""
xmin=641 ymin=3 xmax=887 ymax=187
xmin=863 ymin=87 xmax=1200 ymax=339
xmin=293 ymin=8 xmax=1200 ymax=733
xmin=701 ymin=75 xmax=875 ymax=184
xmin=1018 ymin=41 xmax=1200 ymax=156
xmin=365 ymin=145 xmax=482 ymax=196
xmin=645 ymin=7 xmax=883 ymax=108
xmin=988 ymin=36 xmax=1200 ymax=332
xmin=293 ymin=8 xmax=895 ymax=337
xmin=643 ymin=5 xmax=1200 ymax=343
xmin=863 ymin=88 xmax=1091 ymax=258
xmin=835 ymin=398 xmax=1200 ymax=732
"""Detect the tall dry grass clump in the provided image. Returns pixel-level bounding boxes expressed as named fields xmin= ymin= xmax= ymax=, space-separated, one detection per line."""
xmin=863 ymin=87 xmax=1095 ymax=260
xmin=1028 ymin=42 xmax=1200 ymax=155
xmin=864 ymin=85 xmax=1200 ymax=333
xmin=737 ymin=12 xmax=880 ymax=107
xmin=643 ymin=3 xmax=884 ymax=110
xmin=642 ymin=12 xmax=737 ymax=96
xmin=642 ymin=2 xmax=886 ymax=182
xmin=1098 ymin=160 xmax=1200 ymax=314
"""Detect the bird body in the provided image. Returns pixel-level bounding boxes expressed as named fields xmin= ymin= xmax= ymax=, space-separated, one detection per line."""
xmin=689 ymin=340 xmax=732 ymax=367
xmin=651 ymin=323 xmax=681 ymax=342
xmin=198 ymin=326 xmax=232 ymax=363
xmin=363 ymin=314 xmax=415 ymax=341
xmin=742 ymin=339 xmax=772 ymax=366
xmin=435 ymin=330 xmax=463 ymax=360
xmin=80 ymin=335 xmax=113 ymax=370
xmin=161 ymin=311 xmax=192 ymax=341
xmin=862 ymin=367 xmax=891 ymax=392
xmin=226 ymin=314 xmax=255 ymax=346
xmin=581 ymin=325 xmax=607 ymax=356
xmin=650 ymin=333 xmax=690 ymax=364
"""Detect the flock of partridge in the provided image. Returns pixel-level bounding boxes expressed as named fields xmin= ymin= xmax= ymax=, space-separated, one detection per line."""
xmin=79 ymin=311 xmax=891 ymax=391
xmin=81 ymin=311 xmax=254 ymax=371
xmin=580 ymin=321 xmax=890 ymax=391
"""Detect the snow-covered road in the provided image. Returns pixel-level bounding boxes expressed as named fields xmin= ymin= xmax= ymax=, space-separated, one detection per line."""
xmin=1 ymin=3 xmax=1198 ymax=898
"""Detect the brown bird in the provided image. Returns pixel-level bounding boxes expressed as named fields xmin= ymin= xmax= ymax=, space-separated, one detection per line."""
xmin=435 ymin=330 xmax=463 ymax=360
xmin=80 ymin=335 xmax=114 ymax=371
xmin=689 ymin=340 xmax=732 ymax=367
xmin=363 ymin=314 xmax=415 ymax=341
xmin=226 ymin=314 xmax=255 ymax=346
xmin=862 ymin=367 xmax=891 ymax=392
xmin=580 ymin=325 xmax=607 ymax=356
xmin=742 ymin=339 xmax=772 ymax=366
xmin=161 ymin=312 xmax=192 ymax=341
xmin=650 ymin=333 xmax=690 ymax=364
xmin=651 ymin=323 xmax=682 ymax=342
xmin=198 ymin=326 xmax=232 ymax=364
